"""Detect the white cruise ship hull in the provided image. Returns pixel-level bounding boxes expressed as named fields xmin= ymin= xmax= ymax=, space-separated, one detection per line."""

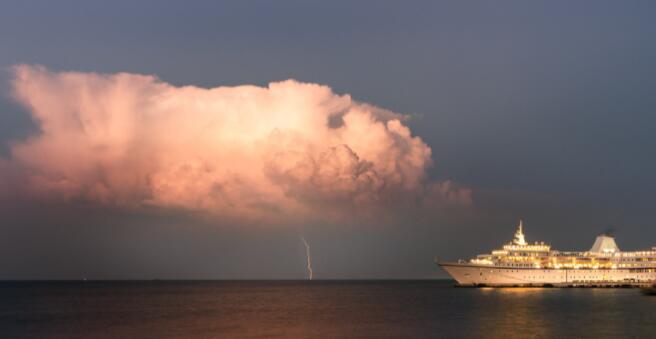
xmin=439 ymin=262 xmax=656 ymax=287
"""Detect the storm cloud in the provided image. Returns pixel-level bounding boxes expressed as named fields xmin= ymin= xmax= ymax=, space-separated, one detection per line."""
xmin=5 ymin=65 xmax=470 ymax=226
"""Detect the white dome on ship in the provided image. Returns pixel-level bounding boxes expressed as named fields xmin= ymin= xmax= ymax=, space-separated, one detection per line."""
xmin=589 ymin=234 xmax=620 ymax=253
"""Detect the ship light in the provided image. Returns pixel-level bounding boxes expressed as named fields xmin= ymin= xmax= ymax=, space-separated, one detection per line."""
xmin=470 ymin=258 xmax=493 ymax=265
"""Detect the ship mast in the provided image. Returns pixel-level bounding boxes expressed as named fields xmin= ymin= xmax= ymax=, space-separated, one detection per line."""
xmin=513 ymin=219 xmax=527 ymax=245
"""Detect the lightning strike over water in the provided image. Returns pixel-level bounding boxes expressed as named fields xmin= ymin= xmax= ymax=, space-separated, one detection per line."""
xmin=300 ymin=236 xmax=313 ymax=280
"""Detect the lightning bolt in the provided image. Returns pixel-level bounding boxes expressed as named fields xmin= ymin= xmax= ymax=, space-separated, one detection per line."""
xmin=300 ymin=236 xmax=313 ymax=280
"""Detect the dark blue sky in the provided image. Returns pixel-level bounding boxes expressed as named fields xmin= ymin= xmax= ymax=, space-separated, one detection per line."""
xmin=1 ymin=1 xmax=655 ymax=279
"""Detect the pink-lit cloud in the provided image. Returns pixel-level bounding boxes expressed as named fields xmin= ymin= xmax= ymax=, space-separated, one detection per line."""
xmin=5 ymin=65 xmax=471 ymax=224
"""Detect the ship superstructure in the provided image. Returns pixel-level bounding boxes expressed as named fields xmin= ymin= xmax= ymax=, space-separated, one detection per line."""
xmin=438 ymin=220 xmax=656 ymax=287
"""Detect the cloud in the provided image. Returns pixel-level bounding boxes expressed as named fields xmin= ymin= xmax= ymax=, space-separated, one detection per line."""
xmin=6 ymin=65 xmax=471 ymax=225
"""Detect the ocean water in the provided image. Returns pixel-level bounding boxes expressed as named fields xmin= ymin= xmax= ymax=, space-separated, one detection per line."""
xmin=1 ymin=280 xmax=655 ymax=338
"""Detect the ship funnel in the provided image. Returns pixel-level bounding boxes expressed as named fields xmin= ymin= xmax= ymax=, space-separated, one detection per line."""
xmin=589 ymin=234 xmax=620 ymax=253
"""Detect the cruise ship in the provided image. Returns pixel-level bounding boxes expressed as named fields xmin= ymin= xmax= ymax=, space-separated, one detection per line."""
xmin=438 ymin=220 xmax=656 ymax=287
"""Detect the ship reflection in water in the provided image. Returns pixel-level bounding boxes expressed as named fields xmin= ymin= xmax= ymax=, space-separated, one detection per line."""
xmin=1 ymin=280 xmax=655 ymax=338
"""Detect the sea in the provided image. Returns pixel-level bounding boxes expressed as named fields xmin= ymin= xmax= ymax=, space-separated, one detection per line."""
xmin=1 ymin=280 xmax=655 ymax=338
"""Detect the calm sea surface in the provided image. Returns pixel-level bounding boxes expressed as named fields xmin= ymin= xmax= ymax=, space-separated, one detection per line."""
xmin=1 ymin=280 xmax=655 ymax=338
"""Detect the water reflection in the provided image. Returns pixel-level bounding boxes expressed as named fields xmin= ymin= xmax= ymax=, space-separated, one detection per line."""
xmin=0 ymin=281 xmax=654 ymax=338
xmin=462 ymin=287 xmax=654 ymax=339
xmin=466 ymin=288 xmax=552 ymax=339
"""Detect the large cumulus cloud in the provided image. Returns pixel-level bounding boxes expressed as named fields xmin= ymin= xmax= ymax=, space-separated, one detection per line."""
xmin=5 ymin=65 xmax=470 ymax=224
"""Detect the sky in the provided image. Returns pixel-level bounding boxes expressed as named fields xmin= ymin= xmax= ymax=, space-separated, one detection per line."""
xmin=1 ymin=1 xmax=656 ymax=279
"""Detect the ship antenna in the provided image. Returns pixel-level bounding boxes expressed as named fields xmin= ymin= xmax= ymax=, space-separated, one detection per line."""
xmin=514 ymin=219 xmax=527 ymax=245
